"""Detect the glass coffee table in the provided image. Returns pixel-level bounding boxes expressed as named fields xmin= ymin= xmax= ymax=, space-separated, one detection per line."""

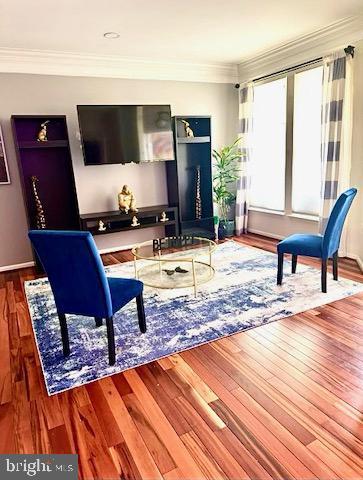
xmin=132 ymin=236 xmax=217 ymax=296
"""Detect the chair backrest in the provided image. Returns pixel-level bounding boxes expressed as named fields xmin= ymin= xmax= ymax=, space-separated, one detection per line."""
xmin=322 ymin=188 xmax=357 ymax=258
xmin=28 ymin=230 xmax=113 ymax=318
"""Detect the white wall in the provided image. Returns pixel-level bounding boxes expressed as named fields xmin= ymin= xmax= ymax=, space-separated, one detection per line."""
xmin=0 ymin=73 xmax=238 ymax=268
xmin=247 ymin=211 xmax=318 ymax=240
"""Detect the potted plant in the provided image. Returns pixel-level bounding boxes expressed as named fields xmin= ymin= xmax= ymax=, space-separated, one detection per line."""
xmin=212 ymin=138 xmax=240 ymax=239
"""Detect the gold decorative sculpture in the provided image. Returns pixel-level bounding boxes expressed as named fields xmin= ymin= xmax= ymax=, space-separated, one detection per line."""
xmin=163 ymin=266 xmax=189 ymax=276
xmin=118 ymin=185 xmax=138 ymax=214
xmin=180 ymin=120 xmax=194 ymax=137
xmin=37 ymin=121 xmax=50 ymax=142
xmin=31 ymin=176 xmax=46 ymax=229
xmin=98 ymin=220 xmax=106 ymax=231
xmin=131 ymin=216 xmax=140 ymax=227
xmin=195 ymin=165 xmax=201 ymax=219
xmin=160 ymin=211 xmax=169 ymax=222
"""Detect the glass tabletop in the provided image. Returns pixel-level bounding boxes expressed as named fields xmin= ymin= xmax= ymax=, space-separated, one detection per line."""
xmin=132 ymin=236 xmax=216 ymax=292
xmin=132 ymin=235 xmax=217 ymax=261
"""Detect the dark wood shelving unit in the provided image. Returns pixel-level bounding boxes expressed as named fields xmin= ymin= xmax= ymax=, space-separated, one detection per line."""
xmin=80 ymin=205 xmax=179 ymax=237
xmin=167 ymin=116 xmax=214 ymax=239
xmin=12 ymin=115 xmax=80 ymax=270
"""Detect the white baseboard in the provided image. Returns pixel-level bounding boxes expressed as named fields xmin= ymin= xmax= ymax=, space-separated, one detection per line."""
xmin=346 ymin=252 xmax=363 ymax=272
xmin=98 ymin=243 xmax=136 ymax=255
xmin=98 ymin=240 xmax=154 ymax=255
xmin=2 ymin=239 xmax=361 ymax=273
xmin=247 ymin=228 xmax=285 ymax=241
xmin=0 ymin=242 xmax=147 ymax=272
xmin=0 ymin=261 xmax=35 ymax=272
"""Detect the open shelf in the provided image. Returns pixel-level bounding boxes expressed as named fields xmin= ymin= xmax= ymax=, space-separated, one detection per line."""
xmin=88 ymin=220 xmax=177 ymax=235
xmin=80 ymin=205 xmax=179 ymax=237
xmin=19 ymin=140 xmax=69 ymax=149
xmin=177 ymin=136 xmax=210 ymax=144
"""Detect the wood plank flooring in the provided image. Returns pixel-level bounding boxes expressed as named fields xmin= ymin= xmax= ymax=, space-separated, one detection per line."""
xmin=0 ymin=234 xmax=362 ymax=479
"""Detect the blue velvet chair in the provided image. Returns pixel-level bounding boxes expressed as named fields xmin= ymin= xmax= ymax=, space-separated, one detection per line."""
xmin=277 ymin=188 xmax=357 ymax=293
xmin=28 ymin=230 xmax=146 ymax=365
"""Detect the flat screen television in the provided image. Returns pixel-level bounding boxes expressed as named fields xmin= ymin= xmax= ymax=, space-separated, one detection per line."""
xmin=77 ymin=105 xmax=175 ymax=165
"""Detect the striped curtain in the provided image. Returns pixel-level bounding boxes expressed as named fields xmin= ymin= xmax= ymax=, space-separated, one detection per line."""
xmin=235 ymin=82 xmax=254 ymax=235
xmin=319 ymin=51 xmax=348 ymax=233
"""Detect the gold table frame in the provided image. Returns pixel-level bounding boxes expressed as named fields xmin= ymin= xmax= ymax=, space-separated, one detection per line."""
xmin=132 ymin=236 xmax=217 ymax=296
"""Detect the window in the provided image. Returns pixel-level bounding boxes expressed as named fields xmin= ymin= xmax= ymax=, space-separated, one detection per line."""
xmin=250 ymin=78 xmax=287 ymax=211
xmin=292 ymin=67 xmax=323 ymax=215
xmin=250 ymin=65 xmax=323 ymax=216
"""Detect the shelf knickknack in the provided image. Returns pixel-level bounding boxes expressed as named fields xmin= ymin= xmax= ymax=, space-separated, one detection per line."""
xmin=30 ymin=175 xmax=47 ymax=229
xmin=0 ymin=125 xmax=10 ymax=185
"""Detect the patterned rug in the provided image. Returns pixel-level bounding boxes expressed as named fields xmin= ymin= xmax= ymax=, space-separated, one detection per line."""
xmin=25 ymin=240 xmax=363 ymax=395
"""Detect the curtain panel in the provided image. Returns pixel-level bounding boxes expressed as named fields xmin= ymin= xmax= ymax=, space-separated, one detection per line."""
xmin=320 ymin=50 xmax=352 ymax=239
xmin=235 ymin=82 xmax=253 ymax=235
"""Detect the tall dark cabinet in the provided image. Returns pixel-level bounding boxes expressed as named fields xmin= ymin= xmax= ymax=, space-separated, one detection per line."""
xmin=12 ymin=115 xmax=79 ymax=267
xmin=166 ymin=116 xmax=214 ymax=238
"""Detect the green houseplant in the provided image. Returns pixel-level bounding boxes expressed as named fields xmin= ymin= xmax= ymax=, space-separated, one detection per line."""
xmin=212 ymin=138 xmax=241 ymax=238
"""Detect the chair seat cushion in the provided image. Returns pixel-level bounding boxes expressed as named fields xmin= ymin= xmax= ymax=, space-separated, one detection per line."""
xmin=277 ymin=234 xmax=323 ymax=257
xmin=108 ymin=277 xmax=143 ymax=314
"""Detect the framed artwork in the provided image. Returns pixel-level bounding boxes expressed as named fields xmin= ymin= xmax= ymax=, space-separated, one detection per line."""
xmin=0 ymin=125 xmax=10 ymax=184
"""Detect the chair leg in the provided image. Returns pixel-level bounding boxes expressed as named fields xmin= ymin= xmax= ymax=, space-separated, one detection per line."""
xmin=333 ymin=252 xmax=338 ymax=281
xmin=292 ymin=255 xmax=297 ymax=274
xmin=136 ymin=293 xmax=147 ymax=333
xmin=95 ymin=317 xmax=103 ymax=327
xmin=58 ymin=312 xmax=70 ymax=357
xmin=277 ymin=252 xmax=284 ymax=285
xmin=106 ymin=316 xmax=116 ymax=366
xmin=321 ymin=259 xmax=327 ymax=293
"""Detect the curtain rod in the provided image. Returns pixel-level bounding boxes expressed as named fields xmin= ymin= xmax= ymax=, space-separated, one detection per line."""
xmin=234 ymin=45 xmax=355 ymax=88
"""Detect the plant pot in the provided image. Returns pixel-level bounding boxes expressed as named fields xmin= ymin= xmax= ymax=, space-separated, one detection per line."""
xmin=220 ymin=220 xmax=235 ymax=237
xmin=218 ymin=222 xmax=227 ymax=240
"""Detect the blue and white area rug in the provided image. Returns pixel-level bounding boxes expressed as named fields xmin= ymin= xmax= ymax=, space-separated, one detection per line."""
xmin=25 ymin=241 xmax=363 ymax=395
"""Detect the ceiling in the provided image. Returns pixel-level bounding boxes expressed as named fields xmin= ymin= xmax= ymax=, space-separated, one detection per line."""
xmin=1 ymin=0 xmax=363 ymax=65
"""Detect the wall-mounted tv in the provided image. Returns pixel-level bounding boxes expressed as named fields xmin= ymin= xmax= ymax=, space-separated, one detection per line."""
xmin=77 ymin=105 xmax=175 ymax=165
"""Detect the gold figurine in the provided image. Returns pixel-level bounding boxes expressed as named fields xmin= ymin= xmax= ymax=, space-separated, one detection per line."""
xmin=195 ymin=165 xmax=201 ymax=219
xmin=131 ymin=216 xmax=140 ymax=227
xmin=31 ymin=176 xmax=46 ymax=229
xmin=160 ymin=211 xmax=169 ymax=222
xmin=180 ymin=120 xmax=194 ymax=137
xmin=118 ymin=185 xmax=138 ymax=214
xmin=37 ymin=121 xmax=50 ymax=142
xmin=98 ymin=220 xmax=106 ymax=231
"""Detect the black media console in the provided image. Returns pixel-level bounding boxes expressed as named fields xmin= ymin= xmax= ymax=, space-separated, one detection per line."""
xmin=80 ymin=205 xmax=179 ymax=237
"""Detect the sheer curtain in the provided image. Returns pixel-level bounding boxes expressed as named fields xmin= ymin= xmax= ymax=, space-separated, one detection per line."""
xmin=320 ymin=50 xmax=353 ymax=255
xmin=235 ymin=82 xmax=253 ymax=235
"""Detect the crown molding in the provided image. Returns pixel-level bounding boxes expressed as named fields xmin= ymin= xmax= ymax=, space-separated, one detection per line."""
xmin=0 ymin=47 xmax=238 ymax=84
xmin=238 ymin=15 xmax=363 ymax=81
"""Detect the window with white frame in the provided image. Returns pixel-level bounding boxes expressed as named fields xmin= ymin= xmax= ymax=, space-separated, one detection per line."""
xmin=249 ymin=65 xmax=323 ymax=217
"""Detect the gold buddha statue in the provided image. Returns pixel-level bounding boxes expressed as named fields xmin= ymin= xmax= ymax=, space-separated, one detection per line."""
xmin=118 ymin=185 xmax=138 ymax=214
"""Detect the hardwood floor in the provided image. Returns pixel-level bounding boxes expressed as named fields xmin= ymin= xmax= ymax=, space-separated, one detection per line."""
xmin=1 ymin=233 xmax=363 ymax=479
